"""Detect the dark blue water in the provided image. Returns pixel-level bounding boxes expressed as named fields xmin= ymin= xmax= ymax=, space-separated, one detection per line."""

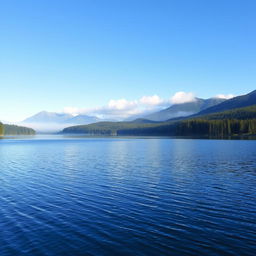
xmin=0 ymin=136 xmax=256 ymax=256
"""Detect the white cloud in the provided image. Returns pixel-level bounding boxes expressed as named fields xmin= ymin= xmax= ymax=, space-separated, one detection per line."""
xmin=108 ymin=99 xmax=137 ymax=110
xmin=139 ymin=95 xmax=165 ymax=106
xmin=90 ymin=99 xmax=141 ymax=119
xmin=215 ymin=94 xmax=235 ymax=100
xmin=62 ymin=95 xmax=168 ymax=119
xmin=62 ymin=91 xmax=232 ymax=120
xmin=170 ymin=91 xmax=196 ymax=104
xmin=63 ymin=107 xmax=80 ymax=116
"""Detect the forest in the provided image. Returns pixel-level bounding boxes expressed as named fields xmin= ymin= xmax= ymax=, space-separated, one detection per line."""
xmin=0 ymin=122 xmax=3 ymax=136
xmin=63 ymin=105 xmax=256 ymax=138
xmin=0 ymin=123 xmax=35 ymax=136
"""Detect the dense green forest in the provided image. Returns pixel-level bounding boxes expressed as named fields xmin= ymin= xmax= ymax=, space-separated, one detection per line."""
xmin=62 ymin=105 xmax=256 ymax=137
xmin=0 ymin=123 xmax=35 ymax=135
xmin=117 ymin=119 xmax=256 ymax=137
xmin=175 ymin=119 xmax=256 ymax=136
xmin=62 ymin=121 xmax=161 ymax=135
xmin=0 ymin=122 xmax=3 ymax=136
xmin=196 ymin=105 xmax=256 ymax=120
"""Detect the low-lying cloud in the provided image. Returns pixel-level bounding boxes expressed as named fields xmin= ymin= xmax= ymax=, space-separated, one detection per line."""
xmin=63 ymin=95 xmax=170 ymax=120
xmin=170 ymin=91 xmax=196 ymax=104
xmin=215 ymin=94 xmax=235 ymax=100
xmin=62 ymin=91 xmax=234 ymax=120
xmin=139 ymin=95 xmax=165 ymax=106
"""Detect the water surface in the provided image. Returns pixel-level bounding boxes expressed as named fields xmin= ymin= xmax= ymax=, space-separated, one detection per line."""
xmin=0 ymin=136 xmax=256 ymax=255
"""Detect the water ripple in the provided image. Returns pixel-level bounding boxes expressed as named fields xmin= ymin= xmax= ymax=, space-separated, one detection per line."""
xmin=0 ymin=137 xmax=256 ymax=255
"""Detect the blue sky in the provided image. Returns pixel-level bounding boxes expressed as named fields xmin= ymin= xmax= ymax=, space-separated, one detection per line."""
xmin=0 ymin=0 xmax=255 ymax=122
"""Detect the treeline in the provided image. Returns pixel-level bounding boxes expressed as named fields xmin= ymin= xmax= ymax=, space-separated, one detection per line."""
xmin=62 ymin=105 xmax=256 ymax=138
xmin=0 ymin=122 xmax=3 ymax=136
xmin=0 ymin=124 xmax=35 ymax=135
xmin=117 ymin=119 xmax=256 ymax=137
xmin=64 ymin=119 xmax=256 ymax=137
xmin=175 ymin=119 xmax=256 ymax=137
xmin=62 ymin=121 xmax=160 ymax=135
xmin=199 ymin=105 xmax=256 ymax=120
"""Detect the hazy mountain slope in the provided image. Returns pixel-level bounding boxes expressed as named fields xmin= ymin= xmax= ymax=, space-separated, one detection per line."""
xmin=23 ymin=111 xmax=101 ymax=125
xmin=23 ymin=111 xmax=73 ymax=123
xmin=21 ymin=111 xmax=102 ymax=132
xmin=144 ymin=98 xmax=225 ymax=121
xmin=65 ymin=115 xmax=100 ymax=124
xmin=130 ymin=118 xmax=160 ymax=124
xmin=196 ymin=90 xmax=256 ymax=116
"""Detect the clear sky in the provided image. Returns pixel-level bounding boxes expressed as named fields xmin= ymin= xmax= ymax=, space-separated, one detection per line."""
xmin=0 ymin=0 xmax=255 ymax=122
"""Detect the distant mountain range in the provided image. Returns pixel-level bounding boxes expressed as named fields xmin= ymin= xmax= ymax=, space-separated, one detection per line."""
xmin=23 ymin=111 xmax=100 ymax=124
xmin=194 ymin=90 xmax=256 ymax=116
xmin=21 ymin=97 xmax=226 ymax=132
xmin=143 ymin=97 xmax=226 ymax=121
xmin=21 ymin=111 xmax=101 ymax=132
xmin=64 ymin=114 xmax=100 ymax=124
xmin=20 ymin=90 xmax=256 ymax=133
xmin=23 ymin=111 xmax=73 ymax=123
xmin=62 ymin=89 xmax=256 ymax=137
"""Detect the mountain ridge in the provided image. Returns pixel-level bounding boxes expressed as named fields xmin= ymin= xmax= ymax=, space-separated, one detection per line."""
xmin=62 ymin=89 xmax=256 ymax=137
xmin=195 ymin=90 xmax=256 ymax=116
xmin=143 ymin=97 xmax=226 ymax=121
xmin=21 ymin=111 xmax=102 ymax=132
xmin=23 ymin=111 xmax=74 ymax=123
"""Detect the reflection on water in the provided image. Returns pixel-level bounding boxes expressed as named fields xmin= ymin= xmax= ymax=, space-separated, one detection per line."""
xmin=0 ymin=137 xmax=256 ymax=256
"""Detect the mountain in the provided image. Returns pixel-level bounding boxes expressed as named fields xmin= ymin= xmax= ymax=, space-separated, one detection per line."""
xmin=130 ymin=118 xmax=159 ymax=124
xmin=23 ymin=111 xmax=73 ymax=123
xmin=143 ymin=98 xmax=226 ymax=121
xmin=196 ymin=90 xmax=256 ymax=116
xmin=23 ymin=111 xmax=101 ymax=125
xmin=21 ymin=111 xmax=103 ymax=132
xmin=196 ymin=105 xmax=256 ymax=120
xmin=65 ymin=115 xmax=100 ymax=124
xmin=62 ymin=104 xmax=256 ymax=137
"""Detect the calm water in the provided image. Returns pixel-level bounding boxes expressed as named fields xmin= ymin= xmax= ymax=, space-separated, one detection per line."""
xmin=0 ymin=136 xmax=256 ymax=256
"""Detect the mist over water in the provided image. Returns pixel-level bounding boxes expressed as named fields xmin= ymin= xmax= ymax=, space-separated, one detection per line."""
xmin=17 ymin=123 xmax=72 ymax=133
xmin=0 ymin=137 xmax=255 ymax=255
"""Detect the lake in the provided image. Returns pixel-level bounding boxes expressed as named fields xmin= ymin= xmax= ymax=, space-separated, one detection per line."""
xmin=0 ymin=136 xmax=255 ymax=255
